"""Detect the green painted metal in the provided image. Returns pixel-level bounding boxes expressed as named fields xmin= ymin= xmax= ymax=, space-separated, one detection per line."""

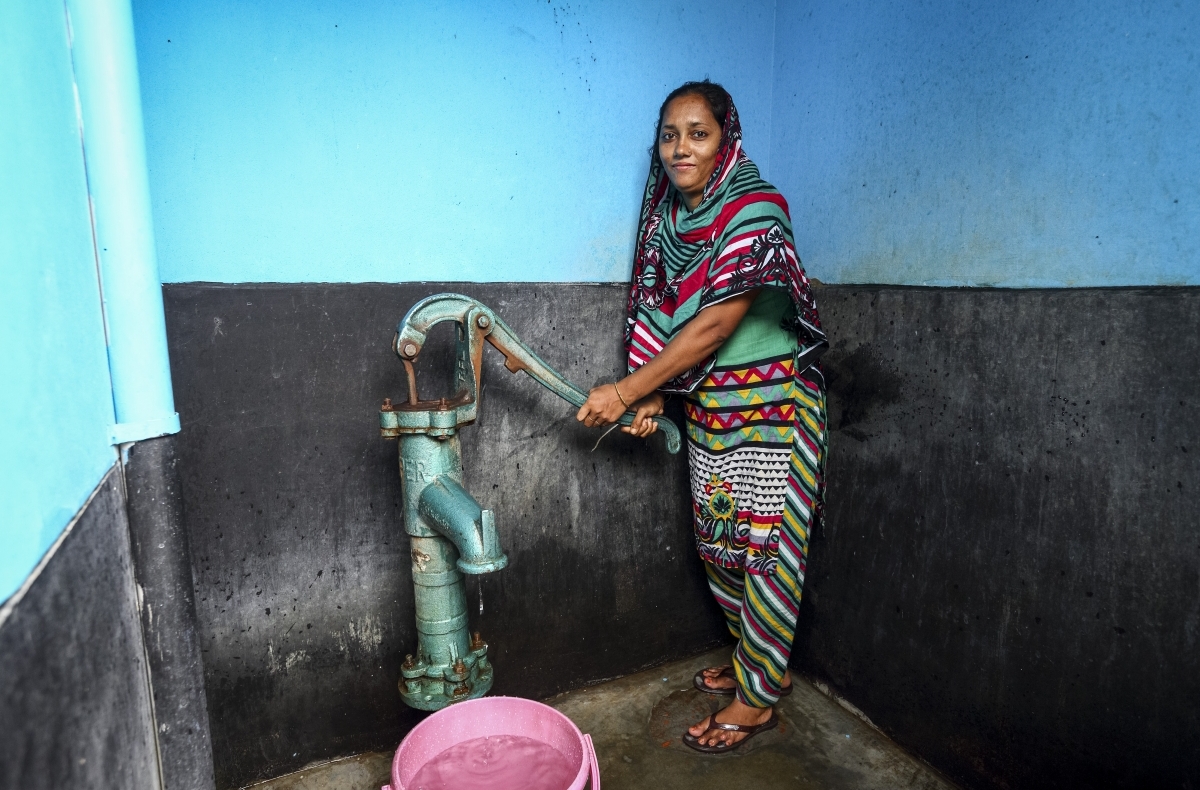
xmin=383 ymin=293 xmax=682 ymax=452
xmin=381 ymin=293 xmax=680 ymax=711
xmin=419 ymin=476 xmax=508 ymax=575
xmin=392 ymin=431 xmax=498 ymax=711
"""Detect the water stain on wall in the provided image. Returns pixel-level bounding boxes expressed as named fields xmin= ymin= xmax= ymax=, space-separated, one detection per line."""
xmin=824 ymin=341 xmax=904 ymax=438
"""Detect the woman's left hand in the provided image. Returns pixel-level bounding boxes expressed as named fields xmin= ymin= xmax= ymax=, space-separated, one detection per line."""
xmin=622 ymin=393 xmax=665 ymax=438
xmin=576 ymin=383 xmax=629 ymax=428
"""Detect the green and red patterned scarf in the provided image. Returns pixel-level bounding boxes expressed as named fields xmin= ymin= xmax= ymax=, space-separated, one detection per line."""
xmin=624 ymin=93 xmax=826 ymax=393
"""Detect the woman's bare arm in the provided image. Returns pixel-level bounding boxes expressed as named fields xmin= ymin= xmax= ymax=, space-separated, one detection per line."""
xmin=576 ymin=290 xmax=758 ymax=429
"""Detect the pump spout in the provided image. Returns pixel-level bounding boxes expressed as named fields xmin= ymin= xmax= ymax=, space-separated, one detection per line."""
xmin=417 ymin=476 xmax=508 ymax=575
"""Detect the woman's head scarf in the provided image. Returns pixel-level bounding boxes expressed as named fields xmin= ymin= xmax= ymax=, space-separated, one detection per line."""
xmin=624 ymin=90 xmax=825 ymax=392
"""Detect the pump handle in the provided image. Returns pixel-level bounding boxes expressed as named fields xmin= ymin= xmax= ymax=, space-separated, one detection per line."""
xmin=394 ymin=293 xmax=681 ymax=454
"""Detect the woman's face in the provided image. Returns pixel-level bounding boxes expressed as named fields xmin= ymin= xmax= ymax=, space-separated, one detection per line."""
xmin=657 ymin=94 xmax=721 ymax=210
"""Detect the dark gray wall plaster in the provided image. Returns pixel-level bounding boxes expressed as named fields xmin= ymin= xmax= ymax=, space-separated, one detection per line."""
xmin=0 ymin=467 xmax=162 ymax=790
xmin=164 ymin=282 xmax=1200 ymax=790
xmin=797 ymin=286 xmax=1200 ymax=790
xmin=162 ymin=283 xmax=728 ymax=788
xmin=126 ymin=436 xmax=216 ymax=790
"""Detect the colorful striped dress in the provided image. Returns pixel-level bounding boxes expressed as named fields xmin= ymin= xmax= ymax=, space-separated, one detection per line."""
xmin=624 ymin=94 xmax=828 ymax=708
xmin=685 ymin=292 xmax=827 ymax=708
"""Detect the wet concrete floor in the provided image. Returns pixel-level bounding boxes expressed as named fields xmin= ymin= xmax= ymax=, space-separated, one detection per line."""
xmin=245 ymin=646 xmax=956 ymax=789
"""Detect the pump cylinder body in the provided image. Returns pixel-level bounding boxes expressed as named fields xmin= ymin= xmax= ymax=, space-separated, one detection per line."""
xmin=409 ymin=534 xmax=469 ymax=667
xmin=395 ymin=432 xmax=494 ymax=710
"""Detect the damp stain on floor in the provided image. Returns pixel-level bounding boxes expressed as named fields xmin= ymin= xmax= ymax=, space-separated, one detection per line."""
xmin=244 ymin=646 xmax=956 ymax=790
xmin=547 ymin=646 xmax=956 ymax=790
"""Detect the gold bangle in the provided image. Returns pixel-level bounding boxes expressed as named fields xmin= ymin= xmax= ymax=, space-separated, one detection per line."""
xmin=612 ymin=382 xmax=630 ymax=409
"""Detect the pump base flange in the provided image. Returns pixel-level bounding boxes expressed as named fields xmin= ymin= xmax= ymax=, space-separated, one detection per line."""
xmin=399 ymin=644 xmax=494 ymax=711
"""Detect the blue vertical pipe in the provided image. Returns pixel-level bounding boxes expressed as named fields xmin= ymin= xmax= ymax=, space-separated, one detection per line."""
xmin=66 ymin=0 xmax=178 ymax=445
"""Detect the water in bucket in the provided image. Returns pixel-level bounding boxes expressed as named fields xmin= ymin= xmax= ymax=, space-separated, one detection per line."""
xmin=386 ymin=696 xmax=599 ymax=790
xmin=408 ymin=734 xmax=576 ymax=790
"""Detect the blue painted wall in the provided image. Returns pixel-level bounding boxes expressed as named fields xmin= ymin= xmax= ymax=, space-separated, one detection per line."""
xmin=771 ymin=0 xmax=1200 ymax=287
xmin=139 ymin=0 xmax=1198 ymax=288
xmin=0 ymin=0 xmax=118 ymax=602
xmin=135 ymin=0 xmax=777 ymax=284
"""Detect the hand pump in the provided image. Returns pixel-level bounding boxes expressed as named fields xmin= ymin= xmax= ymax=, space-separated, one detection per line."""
xmin=380 ymin=293 xmax=680 ymax=710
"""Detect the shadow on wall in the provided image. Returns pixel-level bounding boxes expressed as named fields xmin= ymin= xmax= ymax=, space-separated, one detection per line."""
xmin=824 ymin=342 xmax=904 ymax=440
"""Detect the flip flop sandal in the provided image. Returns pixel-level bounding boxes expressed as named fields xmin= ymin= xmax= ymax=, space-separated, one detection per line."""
xmin=693 ymin=666 xmax=737 ymax=695
xmin=693 ymin=666 xmax=794 ymax=698
xmin=681 ymin=707 xmax=779 ymax=754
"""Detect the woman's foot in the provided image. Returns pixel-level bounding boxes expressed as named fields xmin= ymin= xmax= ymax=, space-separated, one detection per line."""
xmin=696 ymin=665 xmax=792 ymax=693
xmin=687 ymin=698 xmax=774 ymax=748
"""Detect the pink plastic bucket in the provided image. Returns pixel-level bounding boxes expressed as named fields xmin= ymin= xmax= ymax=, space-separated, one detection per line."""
xmin=383 ymin=696 xmax=600 ymax=790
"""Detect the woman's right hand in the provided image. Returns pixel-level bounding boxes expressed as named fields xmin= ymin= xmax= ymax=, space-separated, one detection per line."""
xmin=622 ymin=392 xmax=666 ymax=438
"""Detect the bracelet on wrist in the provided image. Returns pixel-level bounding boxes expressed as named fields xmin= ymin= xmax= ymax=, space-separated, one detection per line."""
xmin=612 ymin=382 xmax=630 ymax=409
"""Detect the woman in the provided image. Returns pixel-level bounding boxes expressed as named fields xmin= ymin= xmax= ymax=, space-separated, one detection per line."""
xmin=575 ymin=81 xmax=828 ymax=753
